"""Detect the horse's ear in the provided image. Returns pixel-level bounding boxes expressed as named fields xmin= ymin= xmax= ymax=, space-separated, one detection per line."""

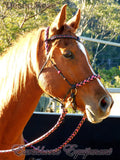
xmin=67 ymin=9 xmax=80 ymax=32
xmin=50 ymin=4 xmax=67 ymax=34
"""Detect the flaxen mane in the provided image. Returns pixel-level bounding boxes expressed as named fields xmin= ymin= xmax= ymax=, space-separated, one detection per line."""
xmin=0 ymin=29 xmax=41 ymax=108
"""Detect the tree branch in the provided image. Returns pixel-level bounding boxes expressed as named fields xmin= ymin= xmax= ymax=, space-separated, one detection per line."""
xmin=20 ymin=4 xmax=54 ymax=28
xmin=92 ymin=33 xmax=118 ymax=67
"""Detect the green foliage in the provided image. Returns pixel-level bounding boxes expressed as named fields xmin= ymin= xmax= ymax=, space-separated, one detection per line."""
xmin=98 ymin=67 xmax=120 ymax=88
xmin=73 ymin=0 xmax=120 ymax=88
xmin=0 ymin=0 xmax=65 ymax=53
xmin=0 ymin=0 xmax=120 ymax=88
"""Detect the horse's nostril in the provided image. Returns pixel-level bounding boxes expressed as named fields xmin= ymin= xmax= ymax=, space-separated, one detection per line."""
xmin=101 ymin=99 xmax=107 ymax=108
xmin=99 ymin=96 xmax=112 ymax=112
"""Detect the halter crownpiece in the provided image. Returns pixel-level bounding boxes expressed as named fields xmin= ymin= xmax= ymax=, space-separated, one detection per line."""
xmin=45 ymin=34 xmax=81 ymax=42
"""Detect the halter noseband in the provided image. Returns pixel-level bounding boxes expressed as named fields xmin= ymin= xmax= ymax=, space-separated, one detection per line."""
xmin=38 ymin=27 xmax=101 ymax=110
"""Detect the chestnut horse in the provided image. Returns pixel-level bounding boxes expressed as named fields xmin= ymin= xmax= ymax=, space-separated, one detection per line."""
xmin=0 ymin=5 xmax=113 ymax=160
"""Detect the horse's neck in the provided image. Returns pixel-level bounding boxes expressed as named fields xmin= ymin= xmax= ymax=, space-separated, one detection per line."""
xmin=0 ymin=73 xmax=43 ymax=145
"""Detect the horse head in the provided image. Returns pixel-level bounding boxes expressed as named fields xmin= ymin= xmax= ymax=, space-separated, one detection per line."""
xmin=37 ymin=5 xmax=113 ymax=123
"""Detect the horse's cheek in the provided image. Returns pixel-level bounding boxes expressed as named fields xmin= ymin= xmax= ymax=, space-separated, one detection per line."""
xmin=38 ymin=73 xmax=55 ymax=94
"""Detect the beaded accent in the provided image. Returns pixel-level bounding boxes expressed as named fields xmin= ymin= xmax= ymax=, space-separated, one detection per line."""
xmin=45 ymin=34 xmax=81 ymax=42
xmin=76 ymin=74 xmax=101 ymax=88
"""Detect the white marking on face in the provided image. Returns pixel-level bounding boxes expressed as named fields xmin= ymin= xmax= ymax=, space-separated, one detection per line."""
xmin=77 ymin=42 xmax=106 ymax=91
xmin=77 ymin=41 xmax=95 ymax=74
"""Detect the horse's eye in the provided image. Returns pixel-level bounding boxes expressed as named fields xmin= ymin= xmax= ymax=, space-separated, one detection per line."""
xmin=63 ymin=51 xmax=74 ymax=59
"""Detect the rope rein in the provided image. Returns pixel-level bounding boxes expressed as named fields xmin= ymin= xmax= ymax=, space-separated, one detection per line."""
xmin=0 ymin=108 xmax=67 ymax=153
xmin=0 ymin=109 xmax=86 ymax=154
xmin=25 ymin=113 xmax=86 ymax=154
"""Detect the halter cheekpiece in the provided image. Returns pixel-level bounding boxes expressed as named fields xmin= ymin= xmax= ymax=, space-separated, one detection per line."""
xmin=38 ymin=27 xmax=101 ymax=109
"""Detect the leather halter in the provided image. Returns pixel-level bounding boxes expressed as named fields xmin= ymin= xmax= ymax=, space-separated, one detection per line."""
xmin=38 ymin=27 xmax=101 ymax=110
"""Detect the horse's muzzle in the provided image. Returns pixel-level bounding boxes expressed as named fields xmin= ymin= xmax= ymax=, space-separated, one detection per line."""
xmin=86 ymin=95 xmax=113 ymax=123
